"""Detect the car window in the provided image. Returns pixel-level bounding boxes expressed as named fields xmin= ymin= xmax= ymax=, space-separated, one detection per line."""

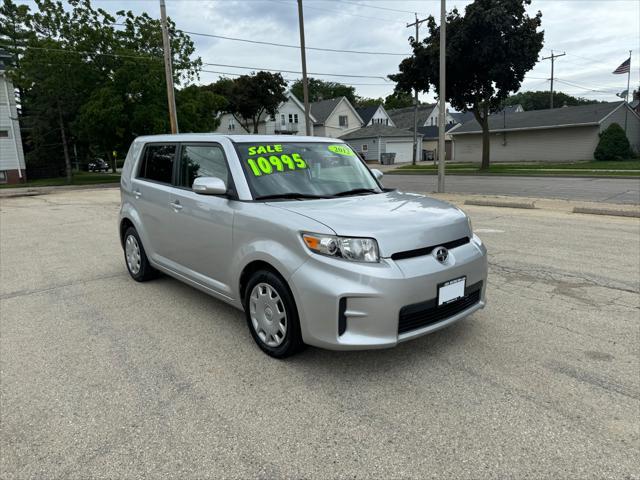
xmin=179 ymin=144 xmax=229 ymax=188
xmin=138 ymin=144 xmax=176 ymax=184
xmin=234 ymin=142 xmax=381 ymax=198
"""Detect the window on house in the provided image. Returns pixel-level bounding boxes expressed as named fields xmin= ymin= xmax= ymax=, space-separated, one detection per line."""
xmin=385 ymin=119 xmax=389 ymax=125
xmin=294 ymin=114 xmax=299 ymax=124
xmin=339 ymin=115 xmax=348 ymax=127
xmin=281 ymin=114 xmax=286 ymax=126
xmin=228 ymin=118 xmax=235 ymax=130
xmin=0 ymin=130 xmax=9 ymax=138
xmin=137 ymin=144 xmax=176 ymax=184
xmin=362 ymin=144 xmax=368 ymax=152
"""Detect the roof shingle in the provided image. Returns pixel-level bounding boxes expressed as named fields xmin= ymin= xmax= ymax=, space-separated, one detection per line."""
xmin=339 ymin=124 xmax=420 ymax=140
xmin=450 ymin=102 xmax=624 ymax=135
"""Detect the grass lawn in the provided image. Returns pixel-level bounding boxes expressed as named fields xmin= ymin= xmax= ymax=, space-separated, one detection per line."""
xmin=1 ymin=171 xmax=121 ymax=189
xmin=388 ymin=160 xmax=640 ymax=177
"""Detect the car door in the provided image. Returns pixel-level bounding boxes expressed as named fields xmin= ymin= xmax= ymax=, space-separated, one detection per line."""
xmin=130 ymin=143 xmax=180 ymax=265
xmin=166 ymin=142 xmax=235 ymax=296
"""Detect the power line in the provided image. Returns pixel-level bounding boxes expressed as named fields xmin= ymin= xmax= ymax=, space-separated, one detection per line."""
xmin=201 ymin=62 xmax=390 ymax=80
xmin=334 ymin=0 xmax=428 ymax=15
xmin=180 ymin=29 xmax=409 ymax=56
xmin=266 ymin=0 xmax=406 ymax=24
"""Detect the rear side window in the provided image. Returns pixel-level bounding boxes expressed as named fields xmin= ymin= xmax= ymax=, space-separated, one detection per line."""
xmin=138 ymin=144 xmax=176 ymax=184
xmin=178 ymin=144 xmax=229 ymax=188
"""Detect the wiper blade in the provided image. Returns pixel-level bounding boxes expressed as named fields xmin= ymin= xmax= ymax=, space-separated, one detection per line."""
xmin=254 ymin=192 xmax=334 ymax=201
xmin=333 ymin=188 xmax=379 ymax=197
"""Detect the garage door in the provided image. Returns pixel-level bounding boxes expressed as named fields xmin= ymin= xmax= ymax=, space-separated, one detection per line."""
xmin=385 ymin=141 xmax=414 ymax=163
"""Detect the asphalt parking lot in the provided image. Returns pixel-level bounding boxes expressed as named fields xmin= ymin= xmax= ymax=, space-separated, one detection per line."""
xmin=1 ymin=189 xmax=639 ymax=479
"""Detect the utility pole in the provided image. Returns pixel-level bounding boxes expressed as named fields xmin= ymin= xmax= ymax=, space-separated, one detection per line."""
xmin=541 ymin=50 xmax=565 ymax=109
xmin=407 ymin=14 xmax=428 ymax=165
xmin=437 ymin=0 xmax=446 ymax=193
xmin=297 ymin=0 xmax=312 ymax=136
xmin=160 ymin=0 xmax=179 ymax=133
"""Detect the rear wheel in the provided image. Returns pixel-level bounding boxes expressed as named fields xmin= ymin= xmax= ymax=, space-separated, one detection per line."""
xmin=123 ymin=227 xmax=157 ymax=282
xmin=244 ymin=270 xmax=304 ymax=358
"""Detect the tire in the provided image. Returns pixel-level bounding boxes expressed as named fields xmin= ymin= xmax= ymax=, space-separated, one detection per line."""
xmin=123 ymin=226 xmax=157 ymax=282
xmin=244 ymin=270 xmax=304 ymax=358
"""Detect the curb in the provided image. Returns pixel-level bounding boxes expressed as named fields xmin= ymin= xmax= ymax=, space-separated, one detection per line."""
xmin=0 ymin=183 xmax=120 ymax=198
xmin=464 ymin=199 xmax=536 ymax=209
xmin=572 ymin=206 xmax=640 ymax=218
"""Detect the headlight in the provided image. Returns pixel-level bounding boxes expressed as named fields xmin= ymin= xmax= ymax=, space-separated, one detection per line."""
xmin=302 ymin=233 xmax=379 ymax=263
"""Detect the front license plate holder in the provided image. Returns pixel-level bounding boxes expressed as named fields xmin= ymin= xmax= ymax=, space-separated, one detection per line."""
xmin=438 ymin=277 xmax=466 ymax=306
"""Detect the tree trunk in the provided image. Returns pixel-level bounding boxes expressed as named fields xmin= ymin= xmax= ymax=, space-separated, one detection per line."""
xmin=480 ymin=119 xmax=490 ymax=170
xmin=57 ymin=101 xmax=72 ymax=184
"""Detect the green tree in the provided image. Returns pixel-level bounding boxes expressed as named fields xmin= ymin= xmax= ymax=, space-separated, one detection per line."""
xmin=384 ymin=91 xmax=414 ymax=110
xmin=354 ymin=96 xmax=384 ymax=108
xmin=176 ymin=85 xmax=227 ymax=133
xmin=2 ymin=0 xmax=204 ymax=180
xmin=210 ymin=72 xmax=287 ymax=133
xmin=594 ymin=123 xmax=633 ymax=161
xmin=290 ymin=78 xmax=357 ymax=104
xmin=504 ymin=90 xmax=601 ymax=110
xmin=390 ymin=0 xmax=544 ymax=169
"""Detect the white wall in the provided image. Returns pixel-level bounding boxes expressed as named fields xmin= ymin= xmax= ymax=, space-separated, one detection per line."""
xmin=453 ymin=126 xmax=601 ymax=163
xmin=367 ymin=106 xmax=394 ymax=127
xmin=424 ymin=102 xmax=457 ymax=127
xmin=344 ymin=137 xmax=380 ymax=161
xmin=0 ymin=73 xmax=26 ymax=173
xmin=318 ymin=99 xmax=363 ymax=138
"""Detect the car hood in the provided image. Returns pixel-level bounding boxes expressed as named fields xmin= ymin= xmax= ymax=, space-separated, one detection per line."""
xmin=268 ymin=190 xmax=471 ymax=258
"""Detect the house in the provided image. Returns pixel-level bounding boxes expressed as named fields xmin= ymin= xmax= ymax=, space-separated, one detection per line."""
xmin=449 ymin=101 xmax=640 ymax=163
xmin=387 ymin=102 xmax=458 ymax=130
xmin=417 ymin=125 xmax=457 ymax=161
xmin=0 ymin=51 xmax=26 ymax=184
xmin=310 ymin=97 xmax=363 ymax=138
xmin=355 ymin=105 xmax=395 ymax=127
xmin=388 ymin=102 xmax=457 ymax=161
xmin=214 ymin=91 xmax=315 ymax=136
xmin=340 ymin=124 xmax=422 ymax=164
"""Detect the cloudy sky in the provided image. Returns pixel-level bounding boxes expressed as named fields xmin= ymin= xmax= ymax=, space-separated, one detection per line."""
xmin=29 ymin=0 xmax=640 ymax=103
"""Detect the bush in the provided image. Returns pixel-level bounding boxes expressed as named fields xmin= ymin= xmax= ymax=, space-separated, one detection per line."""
xmin=594 ymin=123 xmax=633 ymax=161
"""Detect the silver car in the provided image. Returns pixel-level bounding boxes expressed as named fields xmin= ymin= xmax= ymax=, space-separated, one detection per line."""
xmin=119 ymin=134 xmax=487 ymax=357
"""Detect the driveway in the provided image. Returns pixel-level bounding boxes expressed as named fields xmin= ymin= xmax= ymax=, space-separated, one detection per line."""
xmin=1 ymin=190 xmax=638 ymax=478
xmin=382 ymin=174 xmax=640 ymax=204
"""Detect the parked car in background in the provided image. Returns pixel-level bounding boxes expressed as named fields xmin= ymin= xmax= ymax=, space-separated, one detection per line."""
xmin=88 ymin=158 xmax=110 ymax=172
xmin=119 ymin=134 xmax=487 ymax=358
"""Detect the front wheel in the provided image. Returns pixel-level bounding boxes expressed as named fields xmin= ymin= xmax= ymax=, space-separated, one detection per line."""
xmin=244 ymin=270 xmax=304 ymax=358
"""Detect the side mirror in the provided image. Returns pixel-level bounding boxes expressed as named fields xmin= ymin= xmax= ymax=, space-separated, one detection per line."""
xmin=192 ymin=177 xmax=227 ymax=195
xmin=371 ymin=169 xmax=384 ymax=180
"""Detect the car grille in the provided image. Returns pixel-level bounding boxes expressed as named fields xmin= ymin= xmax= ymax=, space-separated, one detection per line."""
xmin=391 ymin=237 xmax=470 ymax=261
xmin=398 ymin=281 xmax=482 ymax=334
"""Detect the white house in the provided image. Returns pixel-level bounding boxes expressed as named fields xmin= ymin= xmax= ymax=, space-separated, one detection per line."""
xmin=310 ymin=97 xmax=363 ymax=138
xmin=0 ymin=53 xmax=26 ymax=184
xmin=340 ymin=124 xmax=423 ymax=164
xmin=355 ymin=105 xmax=395 ymax=127
xmin=214 ymin=91 xmax=315 ymax=136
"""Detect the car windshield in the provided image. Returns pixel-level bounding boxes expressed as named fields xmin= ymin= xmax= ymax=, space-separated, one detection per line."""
xmin=234 ymin=142 xmax=382 ymax=199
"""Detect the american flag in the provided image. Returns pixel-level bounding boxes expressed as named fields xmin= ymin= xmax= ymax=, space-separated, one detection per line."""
xmin=612 ymin=57 xmax=631 ymax=74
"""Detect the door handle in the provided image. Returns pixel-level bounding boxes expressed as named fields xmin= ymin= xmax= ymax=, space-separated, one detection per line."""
xmin=133 ymin=189 xmax=142 ymax=199
xmin=170 ymin=200 xmax=183 ymax=211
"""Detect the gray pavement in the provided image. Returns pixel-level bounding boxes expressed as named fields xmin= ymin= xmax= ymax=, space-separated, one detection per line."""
xmin=1 ymin=190 xmax=639 ymax=479
xmin=383 ymin=174 xmax=640 ymax=204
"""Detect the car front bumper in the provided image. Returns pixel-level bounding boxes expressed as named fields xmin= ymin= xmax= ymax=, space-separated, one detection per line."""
xmin=289 ymin=234 xmax=488 ymax=350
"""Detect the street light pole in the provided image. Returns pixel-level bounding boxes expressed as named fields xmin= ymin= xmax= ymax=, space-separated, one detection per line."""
xmin=160 ymin=0 xmax=179 ymax=134
xmin=297 ymin=0 xmax=312 ymax=136
xmin=437 ymin=0 xmax=446 ymax=193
